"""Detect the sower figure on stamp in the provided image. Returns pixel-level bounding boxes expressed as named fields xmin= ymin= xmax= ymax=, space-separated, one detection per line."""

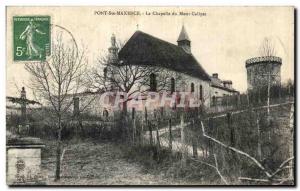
xmin=19 ymin=19 xmax=46 ymax=59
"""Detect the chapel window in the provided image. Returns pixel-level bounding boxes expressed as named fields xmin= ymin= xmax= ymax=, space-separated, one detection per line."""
xmin=199 ymin=85 xmax=203 ymax=100
xmin=171 ymin=78 xmax=175 ymax=93
xmin=191 ymin=83 xmax=195 ymax=92
xmin=150 ymin=73 xmax=157 ymax=91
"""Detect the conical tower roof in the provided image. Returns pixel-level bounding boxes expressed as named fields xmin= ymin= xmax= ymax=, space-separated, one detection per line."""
xmin=177 ymin=25 xmax=190 ymax=42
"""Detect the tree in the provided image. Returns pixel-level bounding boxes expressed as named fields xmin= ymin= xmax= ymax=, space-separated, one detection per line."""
xmin=89 ymin=39 xmax=171 ymax=113
xmin=25 ymin=33 xmax=87 ymax=181
xmin=89 ymin=37 xmax=181 ymax=144
xmin=258 ymin=37 xmax=278 ymax=115
xmin=259 ymin=37 xmax=276 ymax=57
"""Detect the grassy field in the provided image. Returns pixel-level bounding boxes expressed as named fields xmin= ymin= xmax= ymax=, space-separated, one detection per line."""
xmin=36 ymin=102 xmax=294 ymax=185
xmin=41 ymin=139 xmax=218 ymax=185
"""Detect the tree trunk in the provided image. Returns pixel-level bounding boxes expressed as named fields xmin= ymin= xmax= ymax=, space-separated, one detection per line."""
xmin=132 ymin=117 xmax=136 ymax=145
xmin=267 ymin=70 xmax=271 ymax=117
xmin=55 ymin=115 xmax=62 ymax=181
xmin=132 ymin=108 xmax=136 ymax=145
xmin=123 ymin=101 xmax=130 ymax=142
xmin=123 ymin=101 xmax=128 ymax=115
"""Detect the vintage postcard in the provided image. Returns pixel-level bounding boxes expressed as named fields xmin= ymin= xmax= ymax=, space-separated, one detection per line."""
xmin=6 ymin=6 xmax=295 ymax=186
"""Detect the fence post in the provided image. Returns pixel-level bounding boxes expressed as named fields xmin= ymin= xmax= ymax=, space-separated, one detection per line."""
xmin=227 ymin=112 xmax=240 ymax=175
xmin=160 ymin=107 xmax=164 ymax=117
xmin=155 ymin=114 xmax=161 ymax=149
xmin=256 ymin=113 xmax=262 ymax=161
xmin=192 ymin=119 xmax=198 ymax=158
xmin=149 ymin=122 xmax=153 ymax=146
xmin=142 ymin=107 xmax=147 ymax=146
xmin=168 ymin=118 xmax=172 ymax=151
xmin=207 ymin=117 xmax=213 ymax=158
xmin=180 ymin=114 xmax=187 ymax=166
xmin=227 ymin=112 xmax=235 ymax=146
xmin=246 ymin=93 xmax=250 ymax=106
xmin=289 ymin=103 xmax=294 ymax=178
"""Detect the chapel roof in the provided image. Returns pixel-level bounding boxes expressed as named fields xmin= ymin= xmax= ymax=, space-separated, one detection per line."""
xmin=118 ymin=30 xmax=211 ymax=81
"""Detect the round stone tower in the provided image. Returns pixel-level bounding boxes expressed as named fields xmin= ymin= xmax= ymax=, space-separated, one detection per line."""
xmin=108 ymin=33 xmax=119 ymax=64
xmin=245 ymin=56 xmax=282 ymax=91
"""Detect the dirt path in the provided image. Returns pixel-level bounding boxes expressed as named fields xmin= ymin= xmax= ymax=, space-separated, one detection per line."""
xmin=144 ymin=123 xmax=205 ymax=158
xmin=42 ymin=141 xmax=187 ymax=185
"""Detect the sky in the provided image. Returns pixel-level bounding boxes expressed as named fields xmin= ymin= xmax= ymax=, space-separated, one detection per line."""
xmin=6 ymin=6 xmax=294 ymax=97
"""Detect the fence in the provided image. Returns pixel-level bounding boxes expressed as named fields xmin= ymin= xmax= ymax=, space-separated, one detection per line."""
xmin=6 ymin=110 xmax=120 ymax=140
xmin=6 ymin=94 xmax=294 ymax=184
xmin=130 ymin=101 xmax=294 ymax=184
xmin=208 ymin=90 xmax=294 ymax=115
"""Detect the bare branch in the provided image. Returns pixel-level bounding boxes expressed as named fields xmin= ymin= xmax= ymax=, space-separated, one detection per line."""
xmin=259 ymin=37 xmax=277 ymax=57
xmin=271 ymin=157 xmax=294 ymax=177
xmin=190 ymin=155 xmax=228 ymax=185
xmin=200 ymin=121 xmax=272 ymax=178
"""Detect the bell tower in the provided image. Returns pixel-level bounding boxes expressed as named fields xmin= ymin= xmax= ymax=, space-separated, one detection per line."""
xmin=108 ymin=33 xmax=119 ymax=64
xmin=177 ymin=25 xmax=191 ymax=54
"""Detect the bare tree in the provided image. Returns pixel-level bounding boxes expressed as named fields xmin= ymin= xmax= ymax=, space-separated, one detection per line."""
xmin=258 ymin=37 xmax=278 ymax=117
xmin=201 ymin=121 xmax=294 ymax=185
xmin=89 ymin=39 xmax=171 ymax=113
xmin=259 ymin=37 xmax=277 ymax=57
xmin=25 ymin=34 xmax=88 ymax=181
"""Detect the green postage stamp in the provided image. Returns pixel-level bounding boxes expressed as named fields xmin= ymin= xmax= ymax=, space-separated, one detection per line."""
xmin=13 ymin=16 xmax=50 ymax=61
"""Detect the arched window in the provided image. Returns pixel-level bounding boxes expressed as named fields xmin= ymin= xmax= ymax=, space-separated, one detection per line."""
xmin=103 ymin=67 xmax=107 ymax=80
xmin=212 ymin=96 xmax=216 ymax=106
xmin=171 ymin=78 xmax=175 ymax=93
xmin=191 ymin=83 xmax=194 ymax=92
xmin=199 ymin=85 xmax=203 ymax=100
xmin=150 ymin=73 xmax=157 ymax=91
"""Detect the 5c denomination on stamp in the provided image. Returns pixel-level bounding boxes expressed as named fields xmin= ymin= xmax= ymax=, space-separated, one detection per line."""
xmin=13 ymin=16 xmax=51 ymax=61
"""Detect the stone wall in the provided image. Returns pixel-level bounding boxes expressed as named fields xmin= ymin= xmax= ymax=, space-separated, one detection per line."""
xmin=6 ymin=137 xmax=45 ymax=185
xmin=246 ymin=56 xmax=282 ymax=91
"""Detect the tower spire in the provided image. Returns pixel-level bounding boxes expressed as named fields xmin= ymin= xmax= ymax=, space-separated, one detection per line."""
xmin=177 ymin=25 xmax=191 ymax=54
xmin=108 ymin=33 xmax=119 ymax=64
xmin=177 ymin=25 xmax=190 ymax=42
